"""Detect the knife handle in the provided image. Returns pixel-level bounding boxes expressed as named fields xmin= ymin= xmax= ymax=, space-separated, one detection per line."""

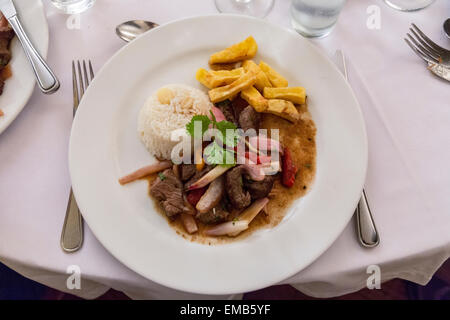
xmin=61 ymin=189 xmax=84 ymax=252
xmin=8 ymin=15 xmax=60 ymax=94
xmin=356 ymin=189 xmax=380 ymax=248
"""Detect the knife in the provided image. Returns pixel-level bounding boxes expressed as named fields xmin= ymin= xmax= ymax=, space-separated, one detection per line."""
xmin=334 ymin=49 xmax=380 ymax=248
xmin=427 ymin=62 xmax=450 ymax=82
xmin=0 ymin=0 xmax=59 ymax=93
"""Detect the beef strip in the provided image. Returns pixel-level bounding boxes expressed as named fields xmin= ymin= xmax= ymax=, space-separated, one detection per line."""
xmin=196 ymin=204 xmax=230 ymax=224
xmin=231 ymin=96 xmax=249 ymax=120
xmin=150 ymin=169 xmax=184 ymax=218
xmin=180 ymin=164 xmax=197 ymax=182
xmin=215 ymin=100 xmax=237 ymax=126
xmin=0 ymin=16 xmax=14 ymax=69
xmin=225 ymin=166 xmax=251 ymax=210
xmin=0 ymin=38 xmax=11 ymax=68
xmin=244 ymin=174 xmax=276 ymax=200
xmin=238 ymin=105 xmax=261 ymax=131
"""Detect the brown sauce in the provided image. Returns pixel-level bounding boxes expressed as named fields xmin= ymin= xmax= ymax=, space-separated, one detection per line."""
xmin=0 ymin=64 xmax=12 ymax=81
xmin=146 ymin=104 xmax=317 ymax=245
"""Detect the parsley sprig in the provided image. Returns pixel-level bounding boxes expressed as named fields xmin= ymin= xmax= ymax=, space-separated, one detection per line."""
xmin=186 ymin=111 xmax=240 ymax=166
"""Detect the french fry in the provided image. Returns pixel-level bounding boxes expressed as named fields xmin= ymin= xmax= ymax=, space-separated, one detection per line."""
xmin=196 ymin=68 xmax=244 ymax=89
xmin=259 ymin=61 xmax=288 ymax=88
xmin=242 ymin=60 xmax=272 ymax=92
xmin=209 ymin=62 xmax=241 ymax=71
xmin=208 ymin=71 xmax=257 ymax=103
xmin=241 ymin=86 xmax=268 ymax=112
xmin=264 ymin=99 xmax=299 ymax=123
xmin=209 ymin=36 xmax=258 ymax=64
xmin=263 ymin=87 xmax=306 ymax=104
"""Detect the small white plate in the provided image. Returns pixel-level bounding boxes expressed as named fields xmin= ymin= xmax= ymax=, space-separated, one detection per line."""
xmin=0 ymin=0 xmax=49 ymax=134
xmin=69 ymin=15 xmax=368 ymax=295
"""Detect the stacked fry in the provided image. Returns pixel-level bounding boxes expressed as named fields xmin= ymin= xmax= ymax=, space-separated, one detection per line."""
xmin=195 ymin=36 xmax=306 ymax=123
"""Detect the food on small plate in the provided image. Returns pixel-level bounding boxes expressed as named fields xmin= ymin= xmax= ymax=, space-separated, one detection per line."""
xmin=209 ymin=36 xmax=257 ymax=65
xmin=0 ymin=13 xmax=15 ymax=96
xmin=119 ymin=36 xmax=316 ymax=244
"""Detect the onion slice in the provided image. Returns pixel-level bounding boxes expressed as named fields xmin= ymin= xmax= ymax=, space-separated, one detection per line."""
xmin=248 ymin=136 xmax=283 ymax=155
xmin=241 ymin=164 xmax=266 ymax=181
xmin=205 ymin=197 xmax=269 ymax=237
xmin=187 ymin=165 xmax=233 ymax=190
xmin=180 ymin=213 xmax=198 ymax=234
xmin=118 ymin=161 xmax=172 ymax=185
xmin=182 ymin=194 xmax=197 ymax=215
xmin=204 ymin=220 xmax=248 ymax=237
xmin=196 ymin=176 xmax=224 ymax=214
xmin=239 ymin=197 xmax=269 ymax=223
xmin=210 ymin=106 xmax=227 ymax=122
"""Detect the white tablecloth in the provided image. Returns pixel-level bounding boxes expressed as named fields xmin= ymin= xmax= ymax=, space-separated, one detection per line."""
xmin=1 ymin=0 xmax=449 ymax=299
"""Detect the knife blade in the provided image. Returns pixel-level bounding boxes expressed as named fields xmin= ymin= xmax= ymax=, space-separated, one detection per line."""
xmin=0 ymin=0 xmax=60 ymax=93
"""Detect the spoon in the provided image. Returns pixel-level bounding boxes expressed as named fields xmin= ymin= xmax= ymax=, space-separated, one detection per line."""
xmin=444 ymin=19 xmax=450 ymax=39
xmin=116 ymin=20 xmax=159 ymax=42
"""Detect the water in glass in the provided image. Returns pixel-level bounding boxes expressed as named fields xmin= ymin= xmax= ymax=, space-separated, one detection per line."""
xmin=51 ymin=0 xmax=96 ymax=14
xmin=383 ymin=0 xmax=435 ymax=11
xmin=290 ymin=0 xmax=346 ymax=38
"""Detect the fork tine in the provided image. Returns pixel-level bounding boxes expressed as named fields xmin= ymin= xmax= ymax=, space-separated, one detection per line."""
xmin=409 ymin=28 xmax=441 ymax=58
xmin=405 ymin=38 xmax=438 ymax=64
xmin=407 ymin=33 xmax=440 ymax=61
xmin=411 ymin=23 xmax=448 ymax=54
xmin=88 ymin=60 xmax=95 ymax=81
xmin=77 ymin=60 xmax=85 ymax=98
xmin=82 ymin=60 xmax=89 ymax=88
xmin=72 ymin=61 xmax=79 ymax=114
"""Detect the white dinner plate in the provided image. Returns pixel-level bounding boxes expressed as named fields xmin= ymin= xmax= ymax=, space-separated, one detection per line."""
xmin=69 ymin=15 xmax=367 ymax=295
xmin=0 ymin=0 xmax=48 ymax=135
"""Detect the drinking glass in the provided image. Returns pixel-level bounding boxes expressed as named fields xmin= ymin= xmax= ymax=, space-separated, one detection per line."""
xmin=51 ymin=0 xmax=96 ymax=14
xmin=215 ymin=0 xmax=275 ymax=18
xmin=383 ymin=0 xmax=435 ymax=11
xmin=290 ymin=0 xmax=346 ymax=38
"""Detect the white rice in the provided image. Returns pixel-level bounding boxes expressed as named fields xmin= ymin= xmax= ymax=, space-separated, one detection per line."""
xmin=138 ymin=84 xmax=212 ymax=159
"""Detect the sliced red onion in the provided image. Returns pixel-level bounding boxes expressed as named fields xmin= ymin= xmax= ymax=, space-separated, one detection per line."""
xmin=118 ymin=161 xmax=172 ymax=185
xmin=187 ymin=165 xmax=233 ymax=190
xmin=180 ymin=213 xmax=198 ymax=234
xmin=248 ymin=136 xmax=283 ymax=154
xmin=210 ymin=106 xmax=227 ymax=122
xmin=204 ymin=220 xmax=249 ymax=237
xmin=238 ymin=197 xmax=270 ymax=224
xmin=241 ymin=164 xmax=266 ymax=181
xmin=196 ymin=176 xmax=225 ymax=214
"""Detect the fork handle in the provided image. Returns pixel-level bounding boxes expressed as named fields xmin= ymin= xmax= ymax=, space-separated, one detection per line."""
xmin=60 ymin=189 xmax=84 ymax=252
xmin=355 ymin=189 xmax=379 ymax=248
xmin=8 ymin=15 xmax=60 ymax=94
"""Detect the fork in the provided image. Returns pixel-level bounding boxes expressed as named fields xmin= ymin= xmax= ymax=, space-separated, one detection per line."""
xmin=405 ymin=23 xmax=450 ymax=67
xmin=60 ymin=60 xmax=95 ymax=253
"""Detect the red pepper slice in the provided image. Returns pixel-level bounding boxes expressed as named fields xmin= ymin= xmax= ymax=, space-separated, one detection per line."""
xmin=282 ymin=147 xmax=298 ymax=188
xmin=186 ymin=187 xmax=207 ymax=206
